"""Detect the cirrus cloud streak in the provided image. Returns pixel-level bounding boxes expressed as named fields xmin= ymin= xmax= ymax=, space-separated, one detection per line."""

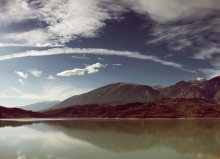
xmin=0 ymin=47 xmax=184 ymax=69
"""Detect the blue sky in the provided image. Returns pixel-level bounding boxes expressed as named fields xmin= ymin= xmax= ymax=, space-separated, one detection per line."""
xmin=0 ymin=0 xmax=219 ymax=107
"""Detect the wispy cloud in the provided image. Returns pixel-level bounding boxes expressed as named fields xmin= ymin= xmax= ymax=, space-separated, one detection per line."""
xmin=29 ymin=69 xmax=43 ymax=78
xmin=193 ymin=47 xmax=220 ymax=59
xmin=148 ymin=16 xmax=220 ymax=54
xmin=18 ymin=79 xmax=24 ymax=85
xmin=1 ymin=87 xmax=23 ymax=97
xmin=0 ymin=83 xmax=89 ymax=102
xmin=0 ymin=0 xmax=124 ymax=46
xmin=97 ymin=57 xmax=104 ymax=61
xmin=15 ymin=71 xmax=28 ymax=79
xmin=14 ymin=71 xmax=28 ymax=85
xmin=46 ymin=75 xmax=56 ymax=80
xmin=57 ymin=63 xmax=105 ymax=77
xmin=72 ymin=55 xmax=90 ymax=60
xmin=0 ymin=47 xmax=184 ymax=69
xmin=0 ymin=0 xmax=219 ymax=47
xmin=122 ymin=0 xmax=220 ymax=22
xmin=112 ymin=64 xmax=122 ymax=66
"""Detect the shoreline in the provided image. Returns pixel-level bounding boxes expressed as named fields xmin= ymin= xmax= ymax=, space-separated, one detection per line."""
xmin=1 ymin=117 xmax=220 ymax=122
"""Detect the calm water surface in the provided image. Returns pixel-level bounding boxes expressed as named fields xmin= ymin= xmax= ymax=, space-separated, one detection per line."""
xmin=0 ymin=119 xmax=220 ymax=159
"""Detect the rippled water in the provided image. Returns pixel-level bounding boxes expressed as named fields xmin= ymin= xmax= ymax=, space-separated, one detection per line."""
xmin=0 ymin=119 xmax=220 ymax=159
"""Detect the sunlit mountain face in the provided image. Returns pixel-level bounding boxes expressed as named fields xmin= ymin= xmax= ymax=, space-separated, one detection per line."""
xmin=0 ymin=0 xmax=219 ymax=107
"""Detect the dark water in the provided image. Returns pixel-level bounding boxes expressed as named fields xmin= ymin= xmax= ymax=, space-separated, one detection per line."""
xmin=0 ymin=119 xmax=220 ymax=159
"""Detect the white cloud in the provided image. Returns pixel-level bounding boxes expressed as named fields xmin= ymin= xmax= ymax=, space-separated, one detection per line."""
xmin=85 ymin=63 xmax=105 ymax=74
xmin=57 ymin=68 xmax=86 ymax=77
xmin=0 ymin=0 xmax=33 ymax=25
xmin=0 ymin=29 xmax=65 ymax=47
xmin=29 ymin=69 xmax=43 ymax=78
xmin=122 ymin=0 xmax=220 ymax=22
xmin=15 ymin=71 xmax=28 ymax=79
xmin=0 ymin=43 xmax=30 ymax=47
xmin=0 ymin=47 xmax=183 ymax=69
xmin=57 ymin=62 xmax=105 ymax=77
xmin=2 ymin=29 xmax=49 ymax=46
xmin=18 ymin=79 xmax=24 ymax=85
xmin=0 ymin=0 xmax=219 ymax=47
xmin=37 ymin=0 xmax=124 ymax=43
xmin=46 ymin=75 xmax=56 ymax=80
xmin=0 ymin=0 xmax=124 ymax=45
xmin=0 ymin=42 xmax=63 ymax=48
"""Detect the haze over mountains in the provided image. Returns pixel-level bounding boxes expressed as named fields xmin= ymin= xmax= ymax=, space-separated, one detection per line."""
xmin=21 ymin=101 xmax=60 ymax=112
xmin=51 ymin=76 xmax=220 ymax=110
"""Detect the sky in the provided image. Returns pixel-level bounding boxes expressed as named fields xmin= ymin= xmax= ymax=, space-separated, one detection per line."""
xmin=0 ymin=0 xmax=219 ymax=107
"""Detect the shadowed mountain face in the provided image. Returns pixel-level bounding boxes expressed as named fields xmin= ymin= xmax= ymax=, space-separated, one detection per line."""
xmin=44 ymin=98 xmax=220 ymax=118
xmin=52 ymin=82 xmax=159 ymax=109
xmin=0 ymin=106 xmax=43 ymax=118
xmin=1 ymin=98 xmax=220 ymax=119
xmin=51 ymin=76 xmax=220 ymax=110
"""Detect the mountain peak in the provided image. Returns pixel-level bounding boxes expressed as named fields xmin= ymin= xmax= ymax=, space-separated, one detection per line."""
xmin=195 ymin=77 xmax=206 ymax=81
xmin=190 ymin=77 xmax=206 ymax=84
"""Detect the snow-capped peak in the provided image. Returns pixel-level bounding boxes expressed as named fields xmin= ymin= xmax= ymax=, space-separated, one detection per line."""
xmin=195 ymin=77 xmax=205 ymax=81
xmin=190 ymin=77 xmax=206 ymax=84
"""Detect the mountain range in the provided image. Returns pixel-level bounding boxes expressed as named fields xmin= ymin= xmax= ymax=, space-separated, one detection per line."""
xmin=1 ymin=76 xmax=220 ymax=118
xmin=51 ymin=76 xmax=220 ymax=110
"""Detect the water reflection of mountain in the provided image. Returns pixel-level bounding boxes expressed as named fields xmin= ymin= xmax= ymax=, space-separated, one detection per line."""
xmin=1 ymin=119 xmax=220 ymax=156
xmin=0 ymin=120 xmax=38 ymax=128
xmin=43 ymin=119 xmax=220 ymax=156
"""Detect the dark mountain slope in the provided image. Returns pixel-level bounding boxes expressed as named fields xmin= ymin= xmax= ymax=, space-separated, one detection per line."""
xmin=44 ymin=98 xmax=220 ymax=118
xmin=52 ymin=82 xmax=159 ymax=109
xmin=0 ymin=106 xmax=43 ymax=118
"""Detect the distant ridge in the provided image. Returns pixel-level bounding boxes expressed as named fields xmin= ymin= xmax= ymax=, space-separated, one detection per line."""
xmin=21 ymin=101 xmax=60 ymax=112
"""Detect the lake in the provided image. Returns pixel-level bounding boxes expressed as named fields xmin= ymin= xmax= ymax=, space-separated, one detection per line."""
xmin=0 ymin=119 xmax=220 ymax=159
